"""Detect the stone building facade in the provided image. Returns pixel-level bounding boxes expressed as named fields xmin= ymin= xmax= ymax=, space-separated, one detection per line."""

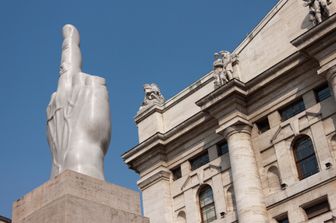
xmin=123 ymin=0 xmax=336 ymax=222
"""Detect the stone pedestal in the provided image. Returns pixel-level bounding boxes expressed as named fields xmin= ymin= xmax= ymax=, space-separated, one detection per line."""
xmin=12 ymin=170 xmax=149 ymax=223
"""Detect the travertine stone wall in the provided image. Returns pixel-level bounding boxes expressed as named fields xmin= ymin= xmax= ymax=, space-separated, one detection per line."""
xmin=12 ymin=170 xmax=148 ymax=223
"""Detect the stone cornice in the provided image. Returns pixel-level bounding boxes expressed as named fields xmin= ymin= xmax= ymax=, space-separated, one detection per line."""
xmin=123 ymin=111 xmax=212 ymax=170
xmin=134 ymin=105 xmax=164 ymax=124
xmin=137 ymin=170 xmax=171 ymax=190
xmin=245 ymin=52 xmax=308 ymax=94
xmin=291 ymin=13 xmax=336 ymax=51
xmin=196 ymin=79 xmax=247 ymax=109
xmin=124 ymin=53 xmax=312 ymax=173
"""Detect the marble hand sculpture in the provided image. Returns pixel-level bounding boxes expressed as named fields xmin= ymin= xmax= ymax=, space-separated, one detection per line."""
xmin=139 ymin=83 xmax=165 ymax=111
xmin=47 ymin=24 xmax=111 ymax=180
xmin=303 ymin=0 xmax=332 ymax=25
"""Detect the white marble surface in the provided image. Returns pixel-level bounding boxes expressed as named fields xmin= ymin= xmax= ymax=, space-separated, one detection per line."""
xmin=47 ymin=24 xmax=111 ymax=180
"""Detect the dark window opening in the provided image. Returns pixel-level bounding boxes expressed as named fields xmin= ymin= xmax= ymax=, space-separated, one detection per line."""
xmin=199 ymin=185 xmax=217 ymax=223
xmin=314 ymin=83 xmax=331 ymax=102
xmin=217 ymin=141 xmax=228 ymax=157
xmin=280 ymin=98 xmax=305 ymax=121
xmin=302 ymin=197 xmax=330 ymax=220
xmin=256 ymin=117 xmax=270 ymax=134
xmin=293 ymin=136 xmax=319 ymax=180
xmin=277 ymin=218 xmax=289 ymax=223
xmin=171 ymin=166 xmax=182 ymax=181
xmin=190 ymin=151 xmax=209 ymax=171
xmin=275 ymin=212 xmax=289 ymax=223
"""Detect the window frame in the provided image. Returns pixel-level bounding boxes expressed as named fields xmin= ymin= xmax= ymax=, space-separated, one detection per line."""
xmin=255 ymin=117 xmax=270 ymax=134
xmin=171 ymin=166 xmax=182 ymax=181
xmin=302 ymin=196 xmax=331 ymax=220
xmin=279 ymin=98 xmax=305 ymax=121
xmin=199 ymin=185 xmax=217 ymax=223
xmin=217 ymin=140 xmax=229 ymax=157
xmin=190 ymin=151 xmax=210 ymax=171
xmin=314 ymin=83 xmax=331 ymax=103
xmin=292 ymin=135 xmax=319 ymax=180
xmin=275 ymin=212 xmax=289 ymax=223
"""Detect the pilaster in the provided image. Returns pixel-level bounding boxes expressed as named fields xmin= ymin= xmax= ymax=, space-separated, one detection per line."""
xmin=138 ymin=170 xmax=173 ymax=223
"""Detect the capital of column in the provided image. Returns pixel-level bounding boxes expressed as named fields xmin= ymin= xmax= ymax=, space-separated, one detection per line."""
xmin=222 ymin=123 xmax=252 ymax=139
xmin=324 ymin=65 xmax=336 ymax=81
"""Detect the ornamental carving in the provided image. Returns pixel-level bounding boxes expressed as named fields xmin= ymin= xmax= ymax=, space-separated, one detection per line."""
xmin=303 ymin=0 xmax=332 ymax=25
xmin=139 ymin=83 xmax=165 ymax=111
xmin=212 ymin=51 xmax=240 ymax=88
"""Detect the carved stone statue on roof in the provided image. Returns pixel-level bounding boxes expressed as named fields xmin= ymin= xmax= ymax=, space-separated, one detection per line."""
xmin=303 ymin=0 xmax=332 ymax=25
xmin=213 ymin=50 xmax=240 ymax=88
xmin=139 ymin=83 xmax=165 ymax=111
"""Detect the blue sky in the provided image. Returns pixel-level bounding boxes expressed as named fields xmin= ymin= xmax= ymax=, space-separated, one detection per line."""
xmin=0 ymin=0 xmax=277 ymax=218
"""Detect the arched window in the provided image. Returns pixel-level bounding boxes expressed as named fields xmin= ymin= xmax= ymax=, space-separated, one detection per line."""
xmin=293 ymin=135 xmax=319 ymax=180
xmin=199 ymin=185 xmax=217 ymax=223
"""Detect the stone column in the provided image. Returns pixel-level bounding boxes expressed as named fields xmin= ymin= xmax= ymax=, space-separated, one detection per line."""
xmin=223 ymin=124 xmax=268 ymax=223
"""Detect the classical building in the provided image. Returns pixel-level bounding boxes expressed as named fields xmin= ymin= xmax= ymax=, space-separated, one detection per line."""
xmin=123 ymin=0 xmax=336 ymax=222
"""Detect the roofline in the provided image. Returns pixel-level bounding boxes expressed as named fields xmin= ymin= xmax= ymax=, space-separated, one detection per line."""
xmin=0 ymin=215 xmax=12 ymax=223
xmin=136 ymin=0 xmax=287 ymax=114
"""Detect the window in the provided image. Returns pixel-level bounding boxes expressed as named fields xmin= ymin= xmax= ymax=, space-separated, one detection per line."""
xmin=293 ymin=136 xmax=319 ymax=180
xmin=217 ymin=141 xmax=228 ymax=157
xmin=278 ymin=218 xmax=289 ymax=223
xmin=275 ymin=213 xmax=289 ymax=223
xmin=302 ymin=197 xmax=330 ymax=220
xmin=314 ymin=83 xmax=331 ymax=102
xmin=280 ymin=98 xmax=305 ymax=121
xmin=190 ymin=151 xmax=210 ymax=171
xmin=171 ymin=166 xmax=182 ymax=181
xmin=199 ymin=185 xmax=217 ymax=223
xmin=256 ymin=117 xmax=270 ymax=133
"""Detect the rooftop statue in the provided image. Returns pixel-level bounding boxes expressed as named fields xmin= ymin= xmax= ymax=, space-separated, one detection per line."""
xmin=139 ymin=83 xmax=165 ymax=111
xmin=213 ymin=50 xmax=239 ymax=88
xmin=303 ymin=0 xmax=332 ymax=25
xmin=47 ymin=24 xmax=111 ymax=180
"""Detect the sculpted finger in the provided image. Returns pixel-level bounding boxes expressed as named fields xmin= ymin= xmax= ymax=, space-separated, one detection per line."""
xmin=58 ymin=24 xmax=83 ymax=93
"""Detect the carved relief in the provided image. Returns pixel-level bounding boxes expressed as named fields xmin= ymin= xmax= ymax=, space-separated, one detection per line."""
xmin=213 ymin=51 xmax=240 ymax=88
xmin=139 ymin=83 xmax=165 ymax=111
xmin=303 ymin=0 xmax=332 ymax=25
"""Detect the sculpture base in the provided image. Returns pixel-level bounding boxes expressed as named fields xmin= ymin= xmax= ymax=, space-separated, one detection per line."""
xmin=12 ymin=170 xmax=149 ymax=223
